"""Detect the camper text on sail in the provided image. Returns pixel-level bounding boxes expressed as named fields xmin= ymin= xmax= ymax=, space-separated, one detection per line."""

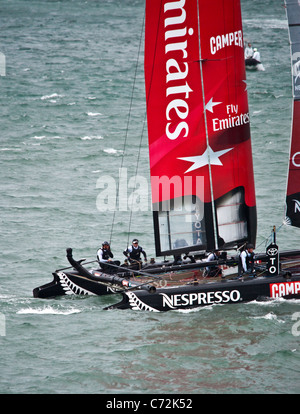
xmin=210 ymin=30 xmax=243 ymax=55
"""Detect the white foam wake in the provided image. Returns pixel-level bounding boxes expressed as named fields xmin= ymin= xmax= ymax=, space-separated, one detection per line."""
xmin=17 ymin=306 xmax=81 ymax=315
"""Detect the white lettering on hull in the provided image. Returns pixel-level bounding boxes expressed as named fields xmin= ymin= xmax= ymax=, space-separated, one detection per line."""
xmin=270 ymin=281 xmax=300 ymax=298
xmin=160 ymin=289 xmax=241 ymax=309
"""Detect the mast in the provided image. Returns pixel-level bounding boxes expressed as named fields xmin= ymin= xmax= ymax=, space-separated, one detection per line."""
xmin=284 ymin=0 xmax=300 ymax=228
xmin=144 ymin=0 xmax=257 ymax=257
xmin=196 ymin=0 xmax=219 ymax=250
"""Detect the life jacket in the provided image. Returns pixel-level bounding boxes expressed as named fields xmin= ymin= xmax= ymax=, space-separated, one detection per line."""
xmin=99 ymin=248 xmax=113 ymax=261
xmin=128 ymin=245 xmax=143 ymax=261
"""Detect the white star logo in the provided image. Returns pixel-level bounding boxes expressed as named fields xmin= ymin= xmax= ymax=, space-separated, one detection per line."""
xmin=178 ymin=146 xmax=233 ymax=173
xmin=205 ymin=98 xmax=222 ymax=113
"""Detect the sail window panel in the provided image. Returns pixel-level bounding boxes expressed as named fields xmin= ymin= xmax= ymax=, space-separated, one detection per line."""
xmin=217 ymin=203 xmax=243 ymax=226
xmin=158 ymin=212 xmax=207 ymax=250
xmin=285 ymin=1 xmax=300 ymax=26
xmin=218 ymin=222 xmax=248 ymax=245
xmin=156 ymin=196 xmax=207 ymax=252
xmin=159 ymin=232 xmax=170 ymax=253
xmin=171 ymin=232 xmax=201 ymax=250
xmin=215 ymin=188 xmax=248 ymax=245
xmin=169 ymin=213 xmax=205 ymax=249
xmin=157 ymin=211 xmax=170 ymax=252
xmin=289 ymin=27 xmax=300 ymax=42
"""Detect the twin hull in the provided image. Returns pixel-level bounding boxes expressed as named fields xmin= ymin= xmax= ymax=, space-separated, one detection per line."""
xmin=33 ymin=250 xmax=300 ymax=312
xmin=106 ymin=275 xmax=300 ymax=312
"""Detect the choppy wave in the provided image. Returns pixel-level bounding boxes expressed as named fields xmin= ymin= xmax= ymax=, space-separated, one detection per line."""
xmin=32 ymin=135 xmax=46 ymax=140
xmin=86 ymin=112 xmax=102 ymax=117
xmin=177 ymin=305 xmax=215 ymax=313
xmin=0 ymin=147 xmax=22 ymax=152
xmin=250 ymin=311 xmax=285 ymax=323
xmin=103 ymin=148 xmax=123 ymax=155
xmin=80 ymin=135 xmax=103 ymax=140
xmin=17 ymin=306 xmax=81 ymax=315
xmin=244 ymin=18 xmax=287 ymax=30
xmin=40 ymin=93 xmax=64 ymax=101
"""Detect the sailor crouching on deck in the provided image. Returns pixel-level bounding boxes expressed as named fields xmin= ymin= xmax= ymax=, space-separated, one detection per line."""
xmin=123 ymin=239 xmax=147 ymax=270
xmin=204 ymin=250 xmax=223 ymax=277
xmin=239 ymin=243 xmax=256 ymax=277
xmin=97 ymin=241 xmax=120 ymax=274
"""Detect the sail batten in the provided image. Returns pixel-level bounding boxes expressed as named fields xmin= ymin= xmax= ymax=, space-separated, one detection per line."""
xmin=285 ymin=0 xmax=300 ymax=228
xmin=145 ymin=0 xmax=256 ymax=256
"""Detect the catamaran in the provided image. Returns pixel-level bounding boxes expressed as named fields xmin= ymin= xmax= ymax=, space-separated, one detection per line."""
xmin=33 ymin=0 xmax=300 ymax=311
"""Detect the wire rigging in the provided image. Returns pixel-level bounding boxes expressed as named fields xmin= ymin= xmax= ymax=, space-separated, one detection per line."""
xmin=109 ymin=12 xmax=146 ymax=247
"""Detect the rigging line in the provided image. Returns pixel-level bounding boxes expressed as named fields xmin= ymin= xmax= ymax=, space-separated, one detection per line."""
xmin=126 ymin=111 xmax=147 ymax=247
xmin=109 ymin=11 xmax=146 ymax=247
xmin=126 ymin=0 xmax=163 ymax=247
xmin=255 ymin=223 xmax=284 ymax=250
xmin=126 ymin=11 xmax=147 ymax=247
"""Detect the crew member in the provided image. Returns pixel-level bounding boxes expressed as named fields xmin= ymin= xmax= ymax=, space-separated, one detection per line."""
xmin=244 ymin=42 xmax=253 ymax=59
xmin=205 ymin=250 xmax=222 ymax=277
xmin=123 ymin=239 xmax=147 ymax=269
xmin=252 ymin=48 xmax=261 ymax=62
xmin=97 ymin=241 xmax=120 ymax=274
xmin=239 ymin=243 xmax=256 ymax=276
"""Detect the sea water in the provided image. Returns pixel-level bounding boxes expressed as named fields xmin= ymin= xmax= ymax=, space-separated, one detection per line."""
xmin=0 ymin=0 xmax=299 ymax=394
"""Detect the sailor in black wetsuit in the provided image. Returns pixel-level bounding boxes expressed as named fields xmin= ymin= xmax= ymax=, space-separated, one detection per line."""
xmin=239 ymin=243 xmax=256 ymax=277
xmin=123 ymin=239 xmax=147 ymax=269
xmin=97 ymin=241 xmax=120 ymax=274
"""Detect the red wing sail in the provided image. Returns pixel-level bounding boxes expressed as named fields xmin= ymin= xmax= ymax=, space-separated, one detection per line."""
xmin=145 ymin=0 xmax=256 ymax=256
xmin=285 ymin=0 xmax=300 ymax=228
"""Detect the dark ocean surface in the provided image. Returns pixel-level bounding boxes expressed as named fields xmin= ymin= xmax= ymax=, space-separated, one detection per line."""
xmin=0 ymin=0 xmax=299 ymax=394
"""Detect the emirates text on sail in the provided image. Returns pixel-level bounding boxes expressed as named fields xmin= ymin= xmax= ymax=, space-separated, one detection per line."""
xmin=212 ymin=112 xmax=250 ymax=132
xmin=212 ymin=86 xmax=250 ymax=132
xmin=163 ymin=1 xmax=245 ymax=140
xmin=164 ymin=0 xmax=192 ymax=140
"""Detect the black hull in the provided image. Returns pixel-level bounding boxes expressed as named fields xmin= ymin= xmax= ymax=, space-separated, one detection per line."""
xmin=33 ymin=248 xmax=157 ymax=299
xmin=106 ymin=273 xmax=300 ymax=312
xmin=245 ymin=58 xmax=264 ymax=71
xmin=33 ymin=248 xmax=300 ymax=301
xmin=33 ymin=266 xmax=157 ymax=298
xmin=33 ymin=270 xmax=115 ymax=298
